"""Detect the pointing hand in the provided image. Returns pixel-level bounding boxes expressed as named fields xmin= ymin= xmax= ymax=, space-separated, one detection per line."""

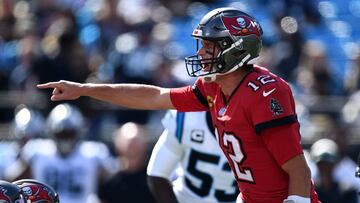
xmin=37 ymin=80 xmax=83 ymax=101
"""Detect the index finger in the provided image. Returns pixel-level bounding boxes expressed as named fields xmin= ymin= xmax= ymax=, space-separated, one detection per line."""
xmin=37 ymin=81 xmax=61 ymax=89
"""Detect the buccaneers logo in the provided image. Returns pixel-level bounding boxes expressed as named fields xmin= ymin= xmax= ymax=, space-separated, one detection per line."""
xmin=221 ymin=15 xmax=262 ymax=37
xmin=21 ymin=185 xmax=53 ymax=203
xmin=270 ymin=98 xmax=284 ymax=116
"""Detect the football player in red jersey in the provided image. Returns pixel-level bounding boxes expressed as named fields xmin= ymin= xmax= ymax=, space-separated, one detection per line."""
xmin=37 ymin=7 xmax=320 ymax=203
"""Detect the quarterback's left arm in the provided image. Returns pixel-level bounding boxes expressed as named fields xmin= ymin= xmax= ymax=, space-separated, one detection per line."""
xmin=281 ymin=154 xmax=311 ymax=202
xmin=261 ymin=124 xmax=311 ymax=203
xmin=248 ymin=78 xmax=312 ymax=202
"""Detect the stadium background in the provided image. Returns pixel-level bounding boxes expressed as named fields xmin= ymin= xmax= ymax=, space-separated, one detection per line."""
xmin=0 ymin=0 xmax=359 ymax=201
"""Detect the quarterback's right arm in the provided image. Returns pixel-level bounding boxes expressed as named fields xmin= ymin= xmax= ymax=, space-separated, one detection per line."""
xmin=147 ymin=111 xmax=184 ymax=203
xmin=37 ymin=80 xmax=174 ymax=110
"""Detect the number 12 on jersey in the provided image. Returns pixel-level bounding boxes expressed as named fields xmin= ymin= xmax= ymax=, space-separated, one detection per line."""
xmin=216 ymin=129 xmax=255 ymax=183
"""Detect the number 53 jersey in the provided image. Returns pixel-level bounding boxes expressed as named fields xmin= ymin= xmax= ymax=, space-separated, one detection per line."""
xmin=147 ymin=110 xmax=239 ymax=203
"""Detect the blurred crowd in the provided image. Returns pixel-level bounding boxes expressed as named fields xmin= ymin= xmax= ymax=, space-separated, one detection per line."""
xmin=0 ymin=0 xmax=360 ymax=202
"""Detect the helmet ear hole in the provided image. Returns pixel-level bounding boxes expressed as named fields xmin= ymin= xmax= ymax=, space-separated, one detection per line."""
xmin=218 ymin=38 xmax=232 ymax=50
xmin=215 ymin=60 xmax=228 ymax=73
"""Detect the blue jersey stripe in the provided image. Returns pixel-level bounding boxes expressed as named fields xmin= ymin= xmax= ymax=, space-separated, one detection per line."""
xmin=175 ymin=112 xmax=185 ymax=143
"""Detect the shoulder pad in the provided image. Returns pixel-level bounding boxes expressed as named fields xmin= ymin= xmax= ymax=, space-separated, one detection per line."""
xmin=21 ymin=139 xmax=56 ymax=161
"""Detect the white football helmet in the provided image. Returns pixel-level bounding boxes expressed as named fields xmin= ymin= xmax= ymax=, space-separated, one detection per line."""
xmin=46 ymin=103 xmax=85 ymax=156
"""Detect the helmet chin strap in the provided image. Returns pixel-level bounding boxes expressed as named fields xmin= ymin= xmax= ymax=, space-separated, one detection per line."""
xmin=201 ymin=53 xmax=252 ymax=82
xmin=224 ymin=54 xmax=250 ymax=74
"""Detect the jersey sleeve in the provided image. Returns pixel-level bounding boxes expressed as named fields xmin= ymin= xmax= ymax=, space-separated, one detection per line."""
xmin=246 ymin=82 xmax=297 ymax=134
xmin=261 ymin=122 xmax=303 ymax=165
xmin=246 ymin=80 xmax=303 ymax=165
xmin=147 ymin=111 xmax=184 ymax=179
xmin=170 ymin=79 xmax=209 ymax=112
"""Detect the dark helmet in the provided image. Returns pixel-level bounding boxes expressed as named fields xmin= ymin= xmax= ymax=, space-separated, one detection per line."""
xmin=13 ymin=179 xmax=59 ymax=203
xmin=0 ymin=180 xmax=26 ymax=203
xmin=310 ymin=138 xmax=339 ymax=164
xmin=185 ymin=7 xmax=263 ymax=81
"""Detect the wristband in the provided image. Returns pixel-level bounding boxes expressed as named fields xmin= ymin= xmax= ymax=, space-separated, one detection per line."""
xmin=283 ymin=195 xmax=310 ymax=203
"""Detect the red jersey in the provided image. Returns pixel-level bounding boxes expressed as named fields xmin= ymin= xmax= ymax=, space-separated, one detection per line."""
xmin=170 ymin=65 xmax=320 ymax=203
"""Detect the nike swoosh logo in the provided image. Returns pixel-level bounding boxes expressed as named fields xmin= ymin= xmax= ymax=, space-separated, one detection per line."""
xmin=263 ymin=88 xmax=276 ymax=97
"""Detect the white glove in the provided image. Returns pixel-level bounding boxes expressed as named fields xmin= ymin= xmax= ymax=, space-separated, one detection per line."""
xmin=283 ymin=195 xmax=310 ymax=203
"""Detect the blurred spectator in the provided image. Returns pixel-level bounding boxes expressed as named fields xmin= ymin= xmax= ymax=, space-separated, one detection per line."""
xmin=310 ymin=138 xmax=358 ymax=203
xmin=28 ymin=9 xmax=91 ymax=113
xmin=0 ymin=0 xmax=16 ymax=90
xmin=332 ymin=125 xmax=360 ymax=202
xmin=158 ymin=0 xmax=190 ymax=17
xmin=0 ymin=0 xmax=15 ymax=41
xmin=30 ymin=9 xmax=89 ymax=85
xmin=109 ymin=21 xmax=158 ymax=124
xmin=309 ymin=116 xmax=360 ymax=201
xmin=268 ymin=15 xmax=304 ymax=82
xmin=31 ymin=0 xmax=61 ymax=37
xmin=342 ymin=90 xmax=360 ymax=126
xmin=151 ymin=57 xmax=187 ymax=88
xmin=98 ymin=122 xmax=156 ymax=203
xmin=8 ymin=31 xmax=40 ymax=91
xmin=7 ymin=103 xmax=115 ymax=203
xmin=344 ymin=47 xmax=360 ymax=95
xmin=95 ymin=0 xmax=130 ymax=52
xmin=295 ymin=40 xmax=338 ymax=95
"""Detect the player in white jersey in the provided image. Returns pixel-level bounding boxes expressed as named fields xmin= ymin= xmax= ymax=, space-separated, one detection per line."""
xmin=147 ymin=110 xmax=239 ymax=203
xmin=2 ymin=105 xmax=45 ymax=181
xmin=11 ymin=103 xmax=115 ymax=203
